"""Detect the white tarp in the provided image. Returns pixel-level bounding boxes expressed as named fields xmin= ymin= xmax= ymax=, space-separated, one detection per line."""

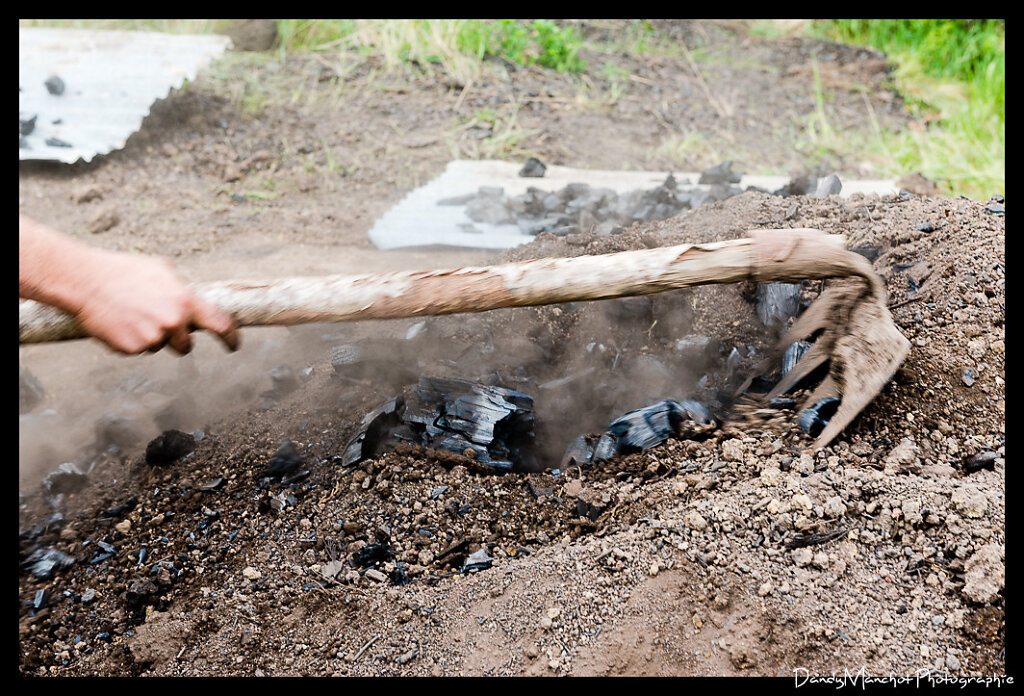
xmin=19 ymin=27 xmax=231 ymax=164
xmin=367 ymin=159 xmax=900 ymax=250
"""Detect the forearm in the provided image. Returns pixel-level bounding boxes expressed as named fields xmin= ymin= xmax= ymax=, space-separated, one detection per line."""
xmin=19 ymin=214 xmax=105 ymax=315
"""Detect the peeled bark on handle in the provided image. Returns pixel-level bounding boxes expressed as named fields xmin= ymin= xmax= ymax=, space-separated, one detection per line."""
xmin=19 ymin=228 xmax=883 ymax=344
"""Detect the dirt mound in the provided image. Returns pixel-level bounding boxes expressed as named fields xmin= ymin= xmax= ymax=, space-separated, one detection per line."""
xmin=19 ymin=190 xmax=1005 ymax=676
xmin=19 ymin=21 xmax=1004 ymax=677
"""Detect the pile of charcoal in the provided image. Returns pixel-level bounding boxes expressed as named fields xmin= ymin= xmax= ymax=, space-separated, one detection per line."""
xmin=342 ymin=375 xmax=723 ymax=474
xmin=441 ymin=160 xmax=839 ymax=238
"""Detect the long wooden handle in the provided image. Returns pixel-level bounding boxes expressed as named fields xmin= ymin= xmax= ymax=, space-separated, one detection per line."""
xmin=19 ymin=228 xmax=881 ymax=344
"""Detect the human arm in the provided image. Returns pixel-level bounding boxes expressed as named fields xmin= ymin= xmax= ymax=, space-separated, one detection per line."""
xmin=19 ymin=214 xmax=239 ymax=355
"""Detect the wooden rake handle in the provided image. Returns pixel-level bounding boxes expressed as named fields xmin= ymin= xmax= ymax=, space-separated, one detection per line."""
xmin=19 ymin=228 xmax=881 ymax=345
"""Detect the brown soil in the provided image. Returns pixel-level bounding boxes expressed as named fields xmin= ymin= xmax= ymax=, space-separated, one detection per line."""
xmin=19 ymin=21 xmax=1005 ymax=678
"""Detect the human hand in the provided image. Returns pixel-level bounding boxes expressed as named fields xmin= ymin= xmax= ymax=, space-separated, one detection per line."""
xmin=73 ymin=249 xmax=240 ymax=355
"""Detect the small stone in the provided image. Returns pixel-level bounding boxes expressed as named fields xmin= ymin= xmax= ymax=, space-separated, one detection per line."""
xmin=758 ymin=581 xmax=774 ymax=597
xmin=685 ymin=511 xmax=708 ymax=531
xmin=946 ymin=654 xmax=960 ymax=671
xmin=823 ymin=496 xmax=847 ymax=518
xmin=364 ymin=568 xmax=387 ymax=583
xmin=961 ymin=544 xmax=1004 ymax=604
xmin=44 ymin=75 xmax=65 ymax=95
xmin=721 ymin=438 xmax=745 ymax=462
xmin=791 ymin=494 xmax=813 ymax=511
xmin=792 ymin=548 xmax=813 ymax=567
xmin=242 ymin=567 xmax=262 ymax=580
xmin=88 ymin=206 xmax=120 ymax=234
xmin=759 ymin=466 xmax=781 ymax=486
xmin=951 ymin=484 xmax=988 ymax=518
xmin=114 ymin=520 xmax=131 ymax=535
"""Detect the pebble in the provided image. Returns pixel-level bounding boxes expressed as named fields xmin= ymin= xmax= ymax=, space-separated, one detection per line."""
xmin=685 ymin=511 xmax=708 ymax=531
xmin=364 ymin=569 xmax=387 ymax=583
xmin=962 ymin=543 xmax=1004 ymax=604
xmin=758 ymin=581 xmax=773 ymax=597
xmin=951 ymin=484 xmax=988 ymax=518
xmin=114 ymin=520 xmax=131 ymax=535
xmin=792 ymin=548 xmax=813 ymax=567
xmin=946 ymin=654 xmax=961 ymax=671
xmin=242 ymin=567 xmax=262 ymax=580
xmin=721 ymin=439 xmax=745 ymax=462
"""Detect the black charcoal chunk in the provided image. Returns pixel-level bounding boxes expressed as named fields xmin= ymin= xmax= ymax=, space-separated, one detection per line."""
xmin=519 ymin=156 xmax=546 ymax=178
xmin=757 ymin=282 xmax=802 ymax=330
xmin=406 ymin=377 xmax=535 ymax=470
xmin=698 ymin=160 xmax=741 ymax=185
xmin=23 ymin=547 xmax=75 ymax=579
xmin=561 ymin=434 xmax=596 ymax=468
xmin=342 ymin=397 xmax=403 ymax=466
xmin=675 ymin=399 xmax=714 ymax=426
xmin=813 ymin=174 xmax=842 ymax=197
xmin=607 ymin=399 xmax=685 ymax=451
xmin=262 ymin=439 xmax=304 ymax=478
xmin=45 ymin=137 xmax=72 ymax=148
xmin=798 ymin=397 xmax=841 ymax=438
xmin=460 ymin=547 xmax=493 ymax=573
xmin=782 ymin=341 xmax=812 ymax=377
xmin=19 ymin=113 xmax=37 ymax=136
xmin=145 ymin=430 xmax=196 ymax=467
xmin=963 ymin=451 xmax=998 ymax=474
xmin=353 ymin=543 xmax=393 ymax=567
xmin=44 ymin=75 xmax=65 ymax=95
xmin=850 ymin=245 xmax=882 ymax=263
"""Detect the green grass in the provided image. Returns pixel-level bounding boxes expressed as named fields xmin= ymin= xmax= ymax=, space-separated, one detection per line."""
xmin=757 ymin=19 xmax=1004 ymax=198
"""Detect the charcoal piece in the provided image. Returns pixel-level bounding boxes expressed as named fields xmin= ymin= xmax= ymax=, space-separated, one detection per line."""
xmin=460 ymin=548 xmax=493 ymax=573
xmin=33 ymin=588 xmax=49 ymax=611
xmin=813 ymin=174 xmax=842 ymax=197
xmin=465 ymin=196 xmax=515 ymax=225
xmin=675 ymin=399 xmax=714 ymax=426
xmin=42 ymin=462 xmax=89 ymax=497
xmin=353 ymin=543 xmax=393 ymax=568
xmin=561 ymin=434 xmax=596 ymax=468
xmin=341 ymin=396 xmax=403 ymax=466
xmin=746 ymin=375 xmax=778 ymax=393
xmin=757 ymin=282 xmax=802 ymax=331
xmin=798 ymin=397 xmax=841 ymax=438
xmin=607 ymin=400 xmax=684 ymax=451
xmin=983 ymin=202 xmax=1004 ymax=215
xmin=124 ymin=578 xmax=160 ymax=613
xmin=45 ymin=137 xmax=72 ymax=148
xmin=281 ymin=469 xmax=311 ymax=485
xmin=405 ymin=376 xmax=534 ymax=453
xmin=782 ymin=341 xmax=812 ymax=377
xmin=774 ymin=174 xmax=817 ymax=197
xmin=592 ymin=433 xmax=618 ymax=462
xmin=963 ymin=451 xmax=998 ymax=474
xmin=44 ymin=75 xmax=65 ymax=95
xmin=23 ymin=547 xmax=75 ymax=579
xmin=519 ymin=157 xmax=546 ymax=177
xmin=916 ymin=222 xmax=935 ymax=233
xmin=698 ymin=160 xmax=741 ymax=185
xmin=19 ymin=113 xmax=37 ymax=136
xmin=198 ymin=477 xmax=225 ymax=492
xmin=102 ymin=498 xmax=138 ymax=519
xmin=262 ymin=439 xmax=303 ymax=477
xmin=518 ymin=216 xmax=564 ymax=236
xmin=145 ymin=430 xmax=196 ymax=467
xmin=849 ymin=245 xmax=882 ymax=263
